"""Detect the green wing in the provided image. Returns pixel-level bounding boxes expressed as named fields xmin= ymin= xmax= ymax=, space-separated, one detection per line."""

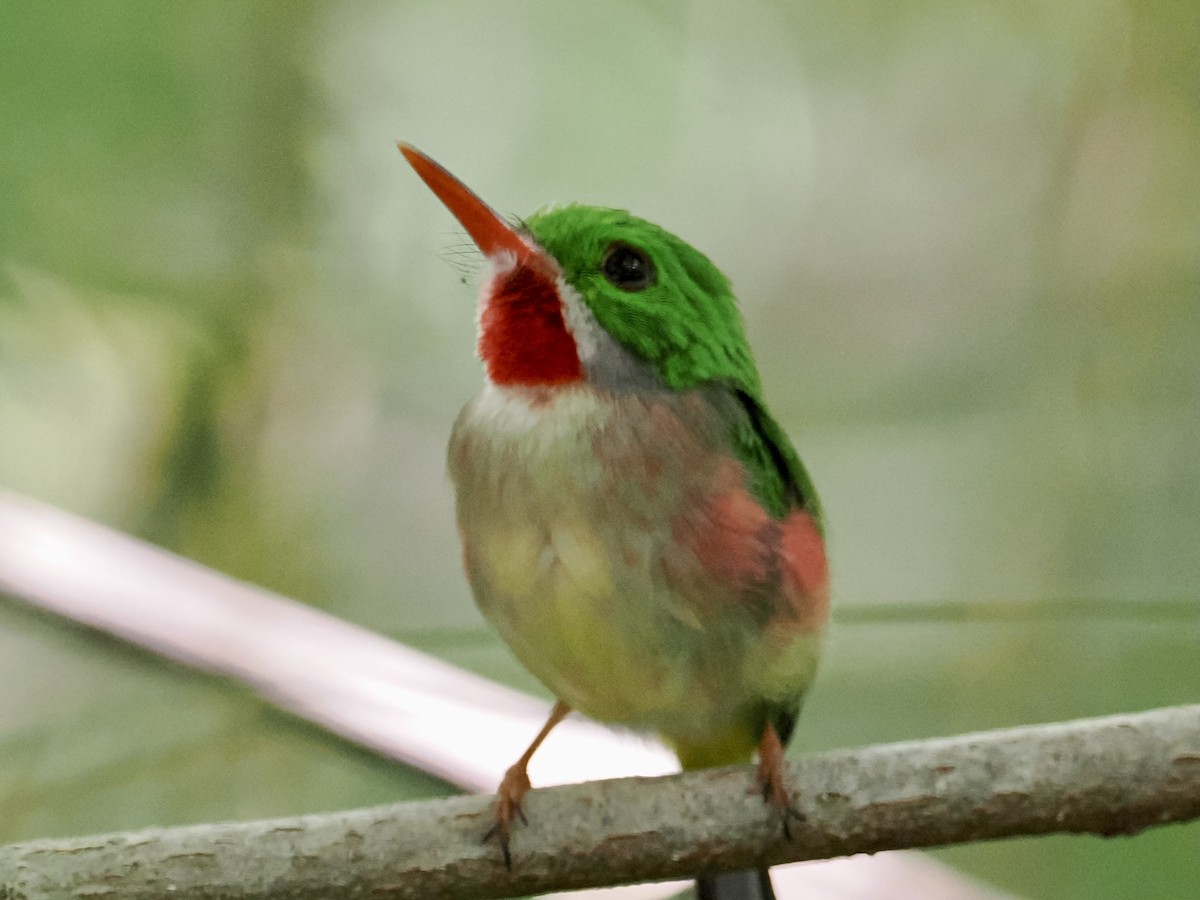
xmin=728 ymin=389 xmax=823 ymax=529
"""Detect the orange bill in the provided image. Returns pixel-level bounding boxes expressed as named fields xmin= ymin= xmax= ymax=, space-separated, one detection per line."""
xmin=399 ymin=143 xmax=538 ymax=265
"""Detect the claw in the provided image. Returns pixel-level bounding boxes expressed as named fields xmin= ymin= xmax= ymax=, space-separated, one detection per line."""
xmin=757 ymin=722 xmax=804 ymax=840
xmin=481 ymin=701 xmax=571 ymax=869
xmin=780 ymin=803 xmax=806 ymax=841
xmin=484 ymin=761 xmax=533 ymax=870
xmin=482 ymin=821 xmax=512 ymax=870
xmin=484 ymin=826 xmax=514 ymax=870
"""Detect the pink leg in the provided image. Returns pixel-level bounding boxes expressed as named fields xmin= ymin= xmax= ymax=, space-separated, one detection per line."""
xmin=757 ymin=722 xmax=805 ymax=839
xmin=486 ymin=700 xmax=571 ymax=868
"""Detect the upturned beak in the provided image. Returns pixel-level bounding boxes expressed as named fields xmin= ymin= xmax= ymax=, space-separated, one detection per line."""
xmin=399 ymin=143 xmax=548 ymax=272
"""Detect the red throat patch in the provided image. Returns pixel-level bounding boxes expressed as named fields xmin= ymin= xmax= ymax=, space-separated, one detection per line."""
xmin=479 ymin=264 xmax=584 ymax=386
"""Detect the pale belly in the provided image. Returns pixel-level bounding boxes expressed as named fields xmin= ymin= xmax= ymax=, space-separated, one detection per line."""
xmin=449 ymin=383 xmax=822 ymax=758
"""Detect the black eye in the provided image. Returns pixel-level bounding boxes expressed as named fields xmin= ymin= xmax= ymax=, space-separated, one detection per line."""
xmin=601 ymin=241 xmax=656 ymax=292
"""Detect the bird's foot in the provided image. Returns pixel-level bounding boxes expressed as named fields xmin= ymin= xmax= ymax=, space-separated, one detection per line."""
xmin=483 ymin=760 xmax=532 ymax=869
xmin=757 ymin=724 xmax=805 ymax=840
xmin=482 ymin=701 xmax=572 ymax=870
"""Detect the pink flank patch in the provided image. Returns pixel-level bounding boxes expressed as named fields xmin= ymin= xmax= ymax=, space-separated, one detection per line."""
xmin=780 ymin=510 xmax=830 ymax=633
xmin=679 ymin=472 xmax=830 ymax=632
xmin=677 ymin=458 xmax=772 ymax=599
xmin=695 ymin=488 xmax=772 ymax=587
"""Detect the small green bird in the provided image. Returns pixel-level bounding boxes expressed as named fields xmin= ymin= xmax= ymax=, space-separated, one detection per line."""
xmin=401 ymin=144 xmax=829 ymax=900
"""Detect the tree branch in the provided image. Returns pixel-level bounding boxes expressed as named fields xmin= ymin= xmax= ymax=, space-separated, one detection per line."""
xmin=3 ymin=704 xmax=1197 ymax=899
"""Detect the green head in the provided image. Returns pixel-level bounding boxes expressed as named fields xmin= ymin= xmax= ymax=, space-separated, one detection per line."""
xmin=524 ymin=205 xmax=763 ymax=396
xmin=399 ymin=143 xmax=762 ymax=397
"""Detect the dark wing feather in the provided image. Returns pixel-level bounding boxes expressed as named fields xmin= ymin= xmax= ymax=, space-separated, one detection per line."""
xmin=729 ymin=388 xmax=823 ymax=527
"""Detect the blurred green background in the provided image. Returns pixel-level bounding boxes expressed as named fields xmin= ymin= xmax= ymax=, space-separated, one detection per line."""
xmin=1 ymin=2 xmax=1196 ymax=898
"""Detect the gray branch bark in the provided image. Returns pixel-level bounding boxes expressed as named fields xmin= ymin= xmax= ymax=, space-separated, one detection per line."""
xmin=3 ymin=704 xmax=1197 ymax=900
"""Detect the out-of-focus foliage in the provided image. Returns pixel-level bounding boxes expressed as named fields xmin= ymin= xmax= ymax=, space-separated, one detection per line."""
xmin=1 ymin=2 xmax=1196 ymax=898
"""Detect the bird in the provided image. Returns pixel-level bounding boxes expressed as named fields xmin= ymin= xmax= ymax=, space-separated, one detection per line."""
xmin=400 ymin=143 xmax=829 ymax=900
